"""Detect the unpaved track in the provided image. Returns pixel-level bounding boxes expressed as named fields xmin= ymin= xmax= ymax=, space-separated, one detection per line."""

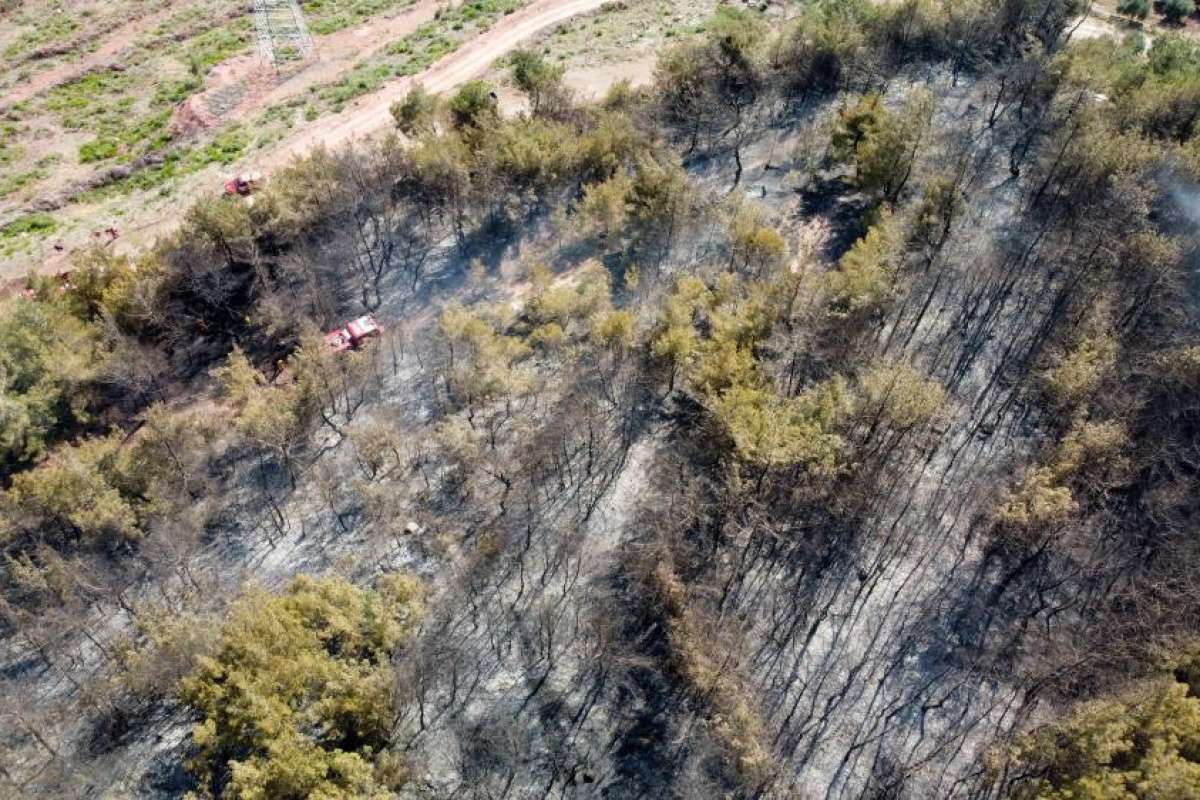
xmin=184 ymin=0 xmax=447 ymax=130
xmin=262 ymin=0 xmax=610 ymax=169
xmin=24 ymin=0 xmax=609 ymax=277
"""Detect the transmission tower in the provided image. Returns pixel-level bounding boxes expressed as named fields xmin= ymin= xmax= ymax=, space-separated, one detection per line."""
xmin=252 ymin=0 xmax=314 ymax=68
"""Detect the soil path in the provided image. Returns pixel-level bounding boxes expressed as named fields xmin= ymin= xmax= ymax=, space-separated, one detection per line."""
xmin=181 ymin=1 xmax=448 ymax=131
xmin=1068 ymin=9 xmax=1151 ymax=42
xmin=0 ymin=6 xmax=179 ymax=110
xmin=260 ymin=0 xmax=610 ymax=169
xmin=13 ymin=0 xmax=611 ymax=281
xmin=127 ymin=0 xmax=609 ymax=248
xmin=10 ymin=0 xmax=622 ymax=286
xmin=270 ymin=1 xmax=443 ymax=100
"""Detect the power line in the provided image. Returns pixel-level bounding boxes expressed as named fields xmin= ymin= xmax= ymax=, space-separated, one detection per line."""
xmin=252 ymin=0 xmax=314 ymax=69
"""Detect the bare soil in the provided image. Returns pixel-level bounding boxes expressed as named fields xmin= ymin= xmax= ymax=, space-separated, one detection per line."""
xmin=0 ymin=6 xmax=179 ymax=110
xmin=172 ymin=1 xmax=448 ymax=137
xmin=1 ymin=0 xmax=622 ymax=284
xmin=261 ymin=0 xmax=613 ymax=169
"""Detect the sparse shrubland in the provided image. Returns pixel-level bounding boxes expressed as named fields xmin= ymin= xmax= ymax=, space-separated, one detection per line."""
xmin=3 ymin=0 xmax=1200 ymax=797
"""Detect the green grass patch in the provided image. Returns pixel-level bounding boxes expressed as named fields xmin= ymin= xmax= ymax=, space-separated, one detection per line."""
xmin=188 ymin=127 xmax=253 ymax=167
xmin=0 ymin=213 xmax=56 ymax=240
xmin=314 ymin=0 xmax=527 ymax=111
xmin=2 ymin=14 xmax=79 ymax=61
xmin=0 ymin=138 xmax=24 ymax=167
xmin=183 ymin=22 xmax=253 ymax=74
xmin=303 ymin=0 xmax=416 ymax=35
xmin=154 ymin=77 xmax=203 ymax=107
xmin=75 ymin=126 xmax=253 ymax=202
xmin=79 ymin=138 xmax=119 ymax=163
xmin=43 ymin=69 xmax=138 ymax=130
xmin=32 ymin=12 xmax=250 ymax=169
xmin=0 ymin=167 xmax=49 ymax=200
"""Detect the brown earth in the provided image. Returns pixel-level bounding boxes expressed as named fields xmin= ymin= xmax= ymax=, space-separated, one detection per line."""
xmin=10 ymin=0 xmax=621 ymax=282
xmin=259 ymin=0 xmax=612 ymax=170
xmin=1 ymin=5 xmax=188 ymax=111
xmin=171 ymin=0 xmax=448 ymax=138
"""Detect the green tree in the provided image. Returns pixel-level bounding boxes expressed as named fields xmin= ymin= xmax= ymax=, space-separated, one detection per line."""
xmin=0 ymin=297 xmax=101 ymax=472
xmin=185 ymin=195 xmax=256 ymax=267
xmin=652 ymin=324 xmax=700 ymax=393
xmin=590 ymin=309 xmax=636 ymax=354
xmin=706 ymin=4 xmax=767 ymax=57
xmin=727 ymin=203 xmax=787 ymax=278
xmin=994 ymin=466 xmax=1078 ymax=532
xmin=775 ymin=2 xmax=874 ymax=101
xmin=1117 ymin=0 xmax=1150 ymax=20
xmin=1147 ymin=33 xmax=1200 ymax=75
xmin=389 ymin=84 xmax=438 ymax=136
xmin=709 ymin=379 xmax=849 ymax=473
xmin=993 ymin=420 xmax=1126 ymax=541
xmin=1043 ymin=332 xmax=1117 ymax=411
xmin=830 ymin=93 xmax=885 ymax=163
xmin=522 ymin=260 xmax=614 ymax=330
xmin=826 ymin=208 xmax=904 ymax=315
xmin=578 ymin=172 xmax=633 ymax=241
xmin=289 ymin=328 xmax=370 ymax=429
xmin=857 ymin=360 xmax=945 ymax=431
xmin=215 ymin=347 xmax=314 ymax=486
xmin=651 ymin=276 xmax=714 ymax=392
xmin=45 ymin=246 xmax=140 ymax=323
xmin=111 ymin=603 xmax=220 ymax=703
xmin=1162 ymin=0 xmax=1196 ymax=23
xmin=691 ymin=336 xmax=760 ymax=397
xmin=653 ymin=6 xmax=764 ymax=169
xmin=180 ymin=574 xmax=425 ymax=800
xmin=448 ymin=80 xmax=496 ymax=129
xmin=854 ymin=88 xmax=935 ymax=201
xmin=132 ymin=403 xmax=215 ymax=500
xmin=526 ymin=321 xmax=567 ymax=350
xmin=912 ymin=174 xmax=964 ymax=252
xmin=1003 ymin=649 xmax=1200 ymax=800
xmin=509 ymin=48 xmax=565 ymax=113
xmin=3 ymin=433 xmax=147 ymax=547
xmin=625 ymin=153 xmax=690 ymax=259
xmin=439 ymin=304 xmax=533 ymax=408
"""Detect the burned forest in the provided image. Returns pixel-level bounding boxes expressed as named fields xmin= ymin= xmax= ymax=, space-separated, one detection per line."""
xmin=2 ymin=0 xmax=1200 ymax=798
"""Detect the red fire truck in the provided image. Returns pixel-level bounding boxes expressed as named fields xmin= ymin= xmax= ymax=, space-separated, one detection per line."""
xmin=325 ymin=314 xmax=383 ymax=354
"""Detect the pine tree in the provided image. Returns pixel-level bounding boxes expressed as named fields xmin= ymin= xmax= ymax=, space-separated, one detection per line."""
xmin=180 ymin=575 xmax=425 ymax=800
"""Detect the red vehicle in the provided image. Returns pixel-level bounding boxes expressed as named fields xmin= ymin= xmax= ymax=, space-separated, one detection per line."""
xmin=224 ymin=172 xmax=262 ymax=196
xmin=325 ymin=314 xmax=383 ymax=354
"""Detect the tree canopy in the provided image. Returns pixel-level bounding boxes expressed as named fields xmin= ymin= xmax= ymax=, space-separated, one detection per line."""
xmin=180 ymin=574 xmax=425 ymax=800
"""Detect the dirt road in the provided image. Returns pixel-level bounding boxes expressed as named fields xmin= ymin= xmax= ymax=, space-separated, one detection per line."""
xmin=261 ymin=0 xmax=610 ymax=169
xmin=7 ymin=0 xmax=613 ymax=282
xmin=181 ymin=0 xmax=448 ymax=131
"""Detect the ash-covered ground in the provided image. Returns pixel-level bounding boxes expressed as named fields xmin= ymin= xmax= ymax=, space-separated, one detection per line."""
xmin=0 ymin=61 xmax=1118 ymax=800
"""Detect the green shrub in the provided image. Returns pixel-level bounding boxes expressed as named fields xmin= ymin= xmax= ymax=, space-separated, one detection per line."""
xmin=448 ymin=79 xmax=496 ymax=128
xmin=79 ymin=138 xmax=119 ymax=163
xmin=1117 ymin=0 xmax=1150 ymax=19
xmin=1162 ymin=0 xmax=1196 ymax=23
xmin=0 ymin=213 xmax=56 ymax=239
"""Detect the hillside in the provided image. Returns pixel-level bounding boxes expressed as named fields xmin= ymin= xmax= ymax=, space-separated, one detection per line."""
xmin=0 ymin=0 xmax=713 ymax=283
xmin=2 ymin=0 xmax=1200 ymax=798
